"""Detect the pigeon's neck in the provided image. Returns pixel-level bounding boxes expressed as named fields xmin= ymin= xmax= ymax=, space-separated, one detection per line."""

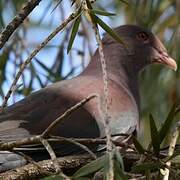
xmin=82 ymin=48 xmax=141 ymax=108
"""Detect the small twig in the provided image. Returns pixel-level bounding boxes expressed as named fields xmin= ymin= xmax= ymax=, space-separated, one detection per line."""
xmin=0 ymin=0 xmax=42 ymax=49
xmin=0 ymin=135 xmax=42 ymax=150
xmin=40 ymin=138 xmax=70 ymax=180
xmin=42 ymin=93 xmax=98 ymax=136
xmin=82 ymin=1 xmax=114 ymax=179
xmin=1 ymin=8 xmax=81 ymax=109
xmin=50 ymin=135 xmax=132 ymax=149
xmin=162 ymin=123 xmax=180 ymax=180
xmin=40 ymin=138 xmax=61 ymax=173
xmin=94 ymin=19 xmax=114 ymax=180
xmin=0 ymin=136 xmax=133 ymax=152
xmin=58 ymin=137 xmax=97 ymax=159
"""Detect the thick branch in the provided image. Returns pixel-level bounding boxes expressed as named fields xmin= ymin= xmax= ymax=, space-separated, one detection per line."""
xmin=0 ymin=0 xmax=42 ymax=49
xmin=0 ymin=152 xmax=139 ymax=180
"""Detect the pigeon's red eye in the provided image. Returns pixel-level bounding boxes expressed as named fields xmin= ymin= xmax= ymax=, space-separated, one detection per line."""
xmin=136 ymin=32 xmax=149 ymax=42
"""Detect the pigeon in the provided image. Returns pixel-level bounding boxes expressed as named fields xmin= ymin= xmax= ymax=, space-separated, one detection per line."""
xmin=0 ymin=25 xmax=177 ymax=172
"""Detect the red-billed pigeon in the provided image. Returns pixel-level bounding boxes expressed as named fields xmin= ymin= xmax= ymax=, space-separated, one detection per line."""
xmin=0 ymin=25 xmax=177 ymax=172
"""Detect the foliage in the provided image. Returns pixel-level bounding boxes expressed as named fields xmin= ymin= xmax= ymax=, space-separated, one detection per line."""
xmin=0 ymin=0 xmax=179 ymax=179
xmin=41 ymin=105 xmax=180 ymax=179
xmin=0 ymin=0 xmax=179 ymax=118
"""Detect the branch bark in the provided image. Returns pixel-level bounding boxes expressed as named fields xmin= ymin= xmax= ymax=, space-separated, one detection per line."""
xmin=0 ymin=0 xmax=42 ymax=49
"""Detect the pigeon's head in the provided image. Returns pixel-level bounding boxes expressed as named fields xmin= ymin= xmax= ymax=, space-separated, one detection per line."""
xmin=103 ymin=25 xmax=177 ymax=71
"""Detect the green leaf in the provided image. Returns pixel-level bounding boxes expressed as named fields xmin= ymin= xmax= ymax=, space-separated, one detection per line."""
xmin=42 ymin=175 xmax=66 ymax=180
xmin=117 ymin=0 xmax=129 ymax=5
xmin=85 ymin=0 xmax=93 ymax=9
xmin=85 ymin=0 xmax=98 ymax=27
xmin=114 ymin=149 xmax=124 ymax=171
xmin=170 ymin=155 xmax=180 ymax=163
xmin=90 ymin=9 xmax=116 ymax=16
xmin=29 ymin=63 xmax=44 ymax=88
xmin=94 ymin=15 xmax=125 ymax=45
xmin=159 ymin=104 xmax=176 ymax=143
xmin=67 ymin=15 xmax=81 ymax=53
xmin=35 ymin=58 xmax=61 ymax=80
xmin=72 ymin=178 xmax=91 ymax=180
xmin=133 ymin=137 xmax=145 ymax=154
xmin=149 ymin=114 xmax=160 ymax=155
xmin=0 ymin=86 xmax=4 ymax=97
xmin=71 ymin=0 xmax=78 ymax=6
xmin=0 ymin=51 xmax=8 ymax=83
xmin=114 ymin=152 xmax=128 ymax=180
xmin=131 ymin=162 xmax=162 ymax=173
xmin=145 ymin=169 xmax=151 ymax=180
xmin=165 ymin=148 xmax=180 ymax=162
xmin=51 ymin=0 xmax=63 ymax=14
xmin=73 ymin=154 xmax=108 ymax=178
xmin=114 ymin=160 xmax=128 ymax=180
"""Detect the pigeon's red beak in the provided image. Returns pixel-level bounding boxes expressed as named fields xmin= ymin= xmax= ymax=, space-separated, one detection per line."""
xmin=152 ymin=50 xmax=177 ymax=71
xmin=151 ymin=37 xmax=177 ymax=71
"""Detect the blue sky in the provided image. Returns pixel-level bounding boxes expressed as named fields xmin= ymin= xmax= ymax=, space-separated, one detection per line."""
xmin=0 ymin=0 xmax=126 ymax=104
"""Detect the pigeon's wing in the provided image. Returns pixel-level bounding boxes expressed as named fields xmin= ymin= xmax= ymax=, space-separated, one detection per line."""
xmin=0 ymin=76 xmax=101 ymax=141
xmin=0 ymin=74 xmax=139 ymax=141
xmin=0 ymin=76 xmax=102 ymax=172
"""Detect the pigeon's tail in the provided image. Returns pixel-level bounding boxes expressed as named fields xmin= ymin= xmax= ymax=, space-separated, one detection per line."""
xmin=0 ymin=142 xmax=98 ymax=173
xmin=0 ymin=151 xmax=27 ymax=172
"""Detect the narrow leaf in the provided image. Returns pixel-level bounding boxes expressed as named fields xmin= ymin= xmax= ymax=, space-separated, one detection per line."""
xmin=165 ymin=150 xmax=180 ymax=162
xmin=133 ymin=136 xmax=145 ymax=154
xmin=0 ymin=51 xmax=8 ymax=83
xmin=67 ymin=15 xmax=81 ymax=53
xmin=85 ymin=0 xmax=98 ymax=26
xmin=85 ymin=0 xmax=93 ymax=9
xmin=115 ymin=149 xmax=124 ymax=171
xmin=159 ymin=104 xmax=176 ymax=143
xmin=73 ymin=154 xmax=108 ymax=178
xmin=35 ymin=59 xmax=61 ymax=80
xmin=91 ymin=9 xmax=116 ymax=16
xmin=131 ymin=162 xmax=162 ymax=173
xmin=117 ymin=0 xmax=129 ymax=5
xmin=114 ymin=160 xmax=128 ymax=180
xmin=51 ymin=0 xmax=63 ymax=14
xmin=43 ymin=175 xmax=65 ymax=180
xmin=71 ymin=0 xmax=77 ymax=6
xmin=94 ymin=15 xmax=125 ymax=45
xmin=149 ymin=114 xmax=160 ymax=155
xmin=29 ymin=63 xmax=44 ymax=88
xmin=145 ymin=170 xmax=151 ymax=180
